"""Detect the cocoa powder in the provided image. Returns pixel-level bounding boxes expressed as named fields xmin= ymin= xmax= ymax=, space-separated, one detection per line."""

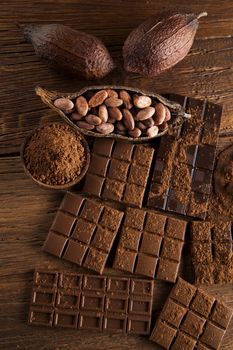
xmin=24 ymin=123 xmax=86 ymax=185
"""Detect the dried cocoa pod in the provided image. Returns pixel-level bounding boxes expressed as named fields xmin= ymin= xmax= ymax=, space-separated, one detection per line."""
xmin=123 ymin=12 xmax=207 ymax=77
xmin=36 ymin=85 xmax=191 ymax=143
xmin=24 ymin=24 xmax=115 ymax=79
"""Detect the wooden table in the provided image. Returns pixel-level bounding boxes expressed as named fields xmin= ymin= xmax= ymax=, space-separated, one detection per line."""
xmin=1 ymin=1 xmax=233 ymax=349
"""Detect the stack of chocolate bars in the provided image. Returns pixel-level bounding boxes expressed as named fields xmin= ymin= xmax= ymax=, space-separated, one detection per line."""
xmin=28 ymin=95 xmax=233 ymax=349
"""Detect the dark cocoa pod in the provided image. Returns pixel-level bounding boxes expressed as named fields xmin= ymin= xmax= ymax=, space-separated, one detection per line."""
xmin=123 ymin=12 xmax=207 ymax=77
xmin=24 ymin=24 xmax=115 ymax=79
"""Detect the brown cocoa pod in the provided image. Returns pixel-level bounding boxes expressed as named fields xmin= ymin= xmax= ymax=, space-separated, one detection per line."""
xmin=123 ymin=12 xmax=207 ymax=77
xmin=147 ymin=126 xmax=159 ymax=137
xmin=133 ymin=95 xmax=152 ymax=108
xmin=76 ymin=121 xmax=95 ymax=130
xmin=89 ymin=90 xmax=108 ymax=108
xmin=96 ymin=123 xmax=114 ymax=134
xmin=106 ymin=89 xmax=118 ymax=98
xmin=98 ymin=104 xmax=108 ymax=123
xmin=122 ymin=109 xmax=135 ymax=130
xmin=129 ymin=128 xmax=142 ymax=138
xmin=119 ymin=90 xmax=133 ymax=109
xmin=53 ymin=98 xmax=74 ymax=112
xmin=24 ymin=24 xmax=115 ymax=79
xmin=153 ymin=103 xmax=166 ymax=125
xmin=135 ymin=107 xmax=155 ymax=121
xmin=70 ymin=112 xmax=84 ymax=121
xmin=105 ymin=97 xmax=123 ymax=107
xmin=108 ymin=107 xmax=123 ymax=121
xmin=75 ymin=96 xmax=88 ymax=116
xmin=85 ymin=114 xmax=102 ymax=125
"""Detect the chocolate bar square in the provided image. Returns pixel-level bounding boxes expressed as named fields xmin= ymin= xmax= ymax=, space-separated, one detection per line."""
xmin=150 ymin=278 xmax=233 ymax=350
xmin=43 ymin=192 xmax=123 ymax=274
xmin=83 ymin=139 xmax=154 ymax=207
xmin=29 ymin=269 xmax=154 ymax=336
xmin=147 ymin=96 xmax=222 ymax=219
xmin=191 ymin=221 xmax=233 ymax=284
xmin=113 ymin=207 xmax=186 ymax=282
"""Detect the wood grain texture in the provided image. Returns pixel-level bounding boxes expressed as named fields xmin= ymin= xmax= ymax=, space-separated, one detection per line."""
xmin=1 ymin=0 xmax=233 ymax=349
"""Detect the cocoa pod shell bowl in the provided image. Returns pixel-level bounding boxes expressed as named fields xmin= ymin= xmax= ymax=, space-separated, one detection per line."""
xmin=35 ymin=85 xmax=191 ymax=144
xmin=20 ymin=122 xmax=90 ymax=190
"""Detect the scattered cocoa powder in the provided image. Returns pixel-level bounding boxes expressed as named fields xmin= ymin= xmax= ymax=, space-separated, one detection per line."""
xmin=24 ymin=123 xmax=86 ymax=185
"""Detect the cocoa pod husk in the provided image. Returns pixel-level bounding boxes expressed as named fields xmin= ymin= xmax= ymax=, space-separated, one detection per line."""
xmin=123 ymin=11 xmax=207 ymax=77
xmin=23 ymin=24 xmax=115 ymax=79
xmin=35 ymin=85 xmax=191 ymax=143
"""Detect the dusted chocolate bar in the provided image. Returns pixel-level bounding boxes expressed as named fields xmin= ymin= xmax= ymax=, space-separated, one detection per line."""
xmin=43 ymin=192 xmax=123 ymax=274
xmin=113 ymin=207 xmax=187 ymax=282
xmin=150 ymin=278 xmax=233 ymax=349
xmin=28 ymin=269 xmax=154 ymax=335
xmin=82 ymin=139 xmax=154 ymax=207
xmin=191 ymin=221 xmax=233 ymax=284
xmin=147 ymin=95 xmax=222 ymax=219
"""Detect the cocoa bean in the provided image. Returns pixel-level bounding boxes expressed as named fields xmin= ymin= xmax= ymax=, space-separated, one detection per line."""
xmin=159 ymin=121 xmax=169 ymax=131
xmin=76 ymin=121 xmax=95 ymax=130
xmin=164 ymin=106 xmax=171 ymax=121
xmin=108 ymin=107 xmax=123 ymax=121
xmin=54 ymin=98 xmax=74 ymax=112
xmin=70 ymin=112 xmax=84 ymax=121
xmin=89 ymin=90 xmax=108 ymax=107
xmin=85 ymin=114 xmax=102 ymax=125
xmin=143 ymin=118 xmax=154 ymax=128
xmin=116 ymin=121 xmax=126 ymax=131
xmin=136 ymin=121 xmax=147 ymax=130
xmin=133 ymin=95 xmax=152 ymax=108
xmin=106 ymin=89 xmax=118 ymax=98
xmin=75 ymin=96 xmax=88 ymax=116
xmin=135 ymin=106 xmax=155 ymax=121
xmin=107 ymin=117 xmax=117 ymax=124
xmin=104 ymin=97 xmax=123 ymax=107
xmin=154 ymin=103 xmax=166 ymax=125
xmin=119 ymin=90 xmax=133 ymax=109
xmin=96 ymin=123 xmax=114 ymax=134
xmin=122 ymin=109 xmax=135 ymax=130
xmin=129 ymin=128 xmax=142 ymax=138
xmin=146 ymin=125 xmax=159 ymax=137
xmin=98 ymin=104 xmax=108 ymax=123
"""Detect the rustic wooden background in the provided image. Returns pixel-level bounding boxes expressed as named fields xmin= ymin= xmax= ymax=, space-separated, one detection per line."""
xmin=1 ymin=0 xmax=233 ymax=349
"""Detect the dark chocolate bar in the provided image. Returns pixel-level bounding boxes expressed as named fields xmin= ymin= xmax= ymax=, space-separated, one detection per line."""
xmin=147 ymin=95 xmax=222 ymax=219
xmin=28 ymin=269 xmax=154 ymax=335
xmin=150 ymin=278 xmax=233 ymax=350
xmin=43 ymin=192 xmax=124 ymax=274
xmin=82 ymin=139 xmax=154 ymax=207
xmin=191 ymin=221 xmax=233 ymax=284
xmin=113 ymin=207 xmax=186 ymax=282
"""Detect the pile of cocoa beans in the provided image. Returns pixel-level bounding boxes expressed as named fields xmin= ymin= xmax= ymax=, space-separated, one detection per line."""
xmin=53 ymin=88 xmax=171 ymax=138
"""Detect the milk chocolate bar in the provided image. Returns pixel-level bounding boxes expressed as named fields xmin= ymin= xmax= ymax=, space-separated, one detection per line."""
xmin=113 ymin=207 xmax=187 ymax=282
xmin=82 ymin=139 xmax=154 ymax=207
xmin=43 ymin=192 xmax=123 ymax=274
xmin=191 ymin=221 xmax=233 ymax=284
xmin=147 ymin=95 xmax=222 ymax=219
xmin=28 ymin=269 xmax=154 ymax=335
xmin=150 ymin=278 xmax=233 ymax=349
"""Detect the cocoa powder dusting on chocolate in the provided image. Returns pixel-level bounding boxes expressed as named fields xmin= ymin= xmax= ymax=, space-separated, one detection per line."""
xmin=24 ymin=123 xmax=86 ymax=185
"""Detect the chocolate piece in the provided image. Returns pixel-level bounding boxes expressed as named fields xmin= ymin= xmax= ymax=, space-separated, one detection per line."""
xmin=150 ymin=278 xmax=233 ymax=350
xmin=83 ymin=139 xmax=154 ymax=207
xmin=147 ymin=95 xmax=222 ymax=219
xmin=43 ymin=192 xmax=123 ymax=274
xmin=113 ymin=207 xmax=186 ymax=282
xmin=191 ymin=221 xmax=233 ymax=284
xmin=29 ymin=269 xmax=154 ymax=335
